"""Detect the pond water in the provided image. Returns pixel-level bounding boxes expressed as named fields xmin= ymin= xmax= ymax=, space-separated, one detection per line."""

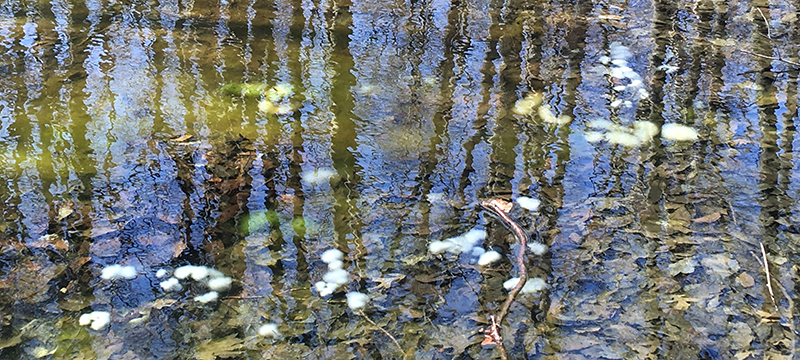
xmin=0 ymin=0 xmax=799 ymax=358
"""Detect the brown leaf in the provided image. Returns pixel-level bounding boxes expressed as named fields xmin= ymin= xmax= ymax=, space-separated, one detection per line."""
xmin=56 ymin=201 xmax=75 ymax=221
xmin=91 ymin=237 xmax=122 ymax=257
xmin=668 ymin=295 xmax=696 ymax=310
xmin=737 ymin=272 xmax=755 ymax=287
xmin=29 ymin=234 xmax=69 ymax=252
xmin=139 ymin=233 xmax=172 ymax=247
xmin=171 ymin=134 xmax=193 ymax=142
xmin=69 ymin=257 xmax=92 ymax=271
xmin=173 ymin=241 xmax=186 ymax=258
xmin=693 ymin=212 xmax=721 ymax=223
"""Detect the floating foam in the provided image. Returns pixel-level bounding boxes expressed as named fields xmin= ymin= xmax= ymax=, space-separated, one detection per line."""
xmin=606 ymin=131 xmax=641 ymax=147
xmin=101 ymin=264 xmax=137 ymax=281
xmin=516 ymin=196 xmax=540 ymax=211
xmin=207 ymin=277 xmax=233 ymax=291
xmin=315 ymin=281 xmax=338 ymax=297
xmin=79 ymin=311 xmax=111 ymax=331
xmin=585 ymin=131 xmax=604 ymax=143
xmin=327 ymin=260 xmax=343 ymax=270
xmin=194 ymin=291 xmax=219 ymax=304
xmin=521 ymin=277 xmax=547 ymax=294
xmin=159 ymin=277 xmax=182 ymax=292
xmin=266 ymin=83 xmax=294 ymax=102
xmin=586 ymin=119 xmax=617 ymax=131
xmin=513 ymin=92 xmax=543 ymax=116
xmin=528 ymin=242 xmax=548 ymax=256
xmin=429 ymin=240 xmax=457 ymax=254
xmin=503 ymin=277 xmax=520 ymax=290
xmin=538 ymin=105 xmax=558 ymax=124
xmin=323 ymin=269 xmax=349 ymax=286
xmin=258 ymin=323 xmax=281 ymax=338
xmin=345 ymin=292 xmax=370 ymax=310
xmin=477 ymin=251 xmax=503 ymax=266
xmin=321 ymin=249 xmax=344 ymax=264
xmin=174 ymin=265 xmax=201 ymax=280
xmin=661 ymin=123 xmax=698 ymax=141
xmin=633 ymin=121 xmax=659 ymax=143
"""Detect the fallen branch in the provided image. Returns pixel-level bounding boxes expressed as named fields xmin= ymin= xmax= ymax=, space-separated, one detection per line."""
xmin=480 ymin=198 xmax=540 ymax=360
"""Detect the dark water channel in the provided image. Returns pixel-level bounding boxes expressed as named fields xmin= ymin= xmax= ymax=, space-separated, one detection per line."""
xmin=0 ymin=0 xmax=799 ymax=358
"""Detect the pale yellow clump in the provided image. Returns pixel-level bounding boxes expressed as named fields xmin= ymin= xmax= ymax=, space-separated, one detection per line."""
xmin=266 ymin=83 xmax=294 ymax=102
xmin=258 ymin=100 xmax=277 ymax=113
xmin=633 ymin=121 xmax=659 ymax=143
xmin=537 ymin=105 xmax=558 ymax=124
xmin=605 ymin=131 xmax=641 ymax=147
xmin=513 ymin=92 xmax=543 ymax=115
xmin=585 ymin=131 xmax=604 ymax=143
xmin=661 ymin=123 xmax=698 ymax=141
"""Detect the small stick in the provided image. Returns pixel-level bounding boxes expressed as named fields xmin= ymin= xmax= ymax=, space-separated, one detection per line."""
xmin=755 ymin=8 xmax=772 ymax=39
xmin=735 ymin=49 xmax=800 ymax=67
xmin=358 ymin=310 xmax=403 ymax=355
xmin=759 ymin=241 xmax=777 ymax=306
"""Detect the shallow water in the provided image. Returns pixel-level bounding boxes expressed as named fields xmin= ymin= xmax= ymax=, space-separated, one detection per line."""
xmin=0 ymin=0 xmax=798 ymax=358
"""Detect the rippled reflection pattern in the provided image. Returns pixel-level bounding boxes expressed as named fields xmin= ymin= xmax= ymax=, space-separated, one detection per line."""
xmin=0 ymin=0 xmax=798 ymax=358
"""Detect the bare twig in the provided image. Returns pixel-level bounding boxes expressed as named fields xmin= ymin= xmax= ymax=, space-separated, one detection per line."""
xmin=358 ymin=310 xmax=403 ymax=355
xmin=725 ymin=198 xmax=738 ymax=226
xmin=759 ymin=242 xmax=777 ymax=306
xmin=737 ymin=7 xmax=800 ymax=68
xmin=755 ymin=8 xmax=772 ymax=39
xmin=736 ymin=49 xmax=800 ymax=67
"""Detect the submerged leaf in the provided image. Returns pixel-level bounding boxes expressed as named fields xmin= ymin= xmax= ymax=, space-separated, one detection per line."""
xmin=195 ymin=334 xmax=244 ymax=360
xmin=693 ymin=212 xmax=721 ymax=223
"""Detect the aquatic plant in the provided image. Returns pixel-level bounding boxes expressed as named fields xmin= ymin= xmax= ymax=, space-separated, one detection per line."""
xmin=220 ymin=83 xmax=265 ymax=97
